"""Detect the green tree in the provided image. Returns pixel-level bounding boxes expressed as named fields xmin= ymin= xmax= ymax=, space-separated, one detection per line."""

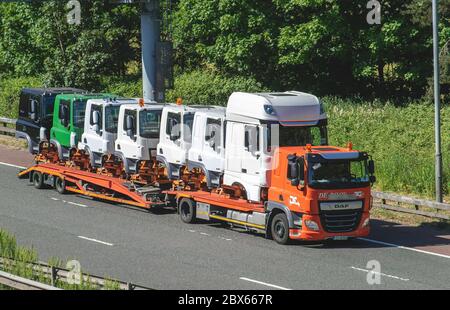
xmin=172 ymin=0 xmax=279 ymax=86
xmin=0 ymin=1 xmax=141 ymax=90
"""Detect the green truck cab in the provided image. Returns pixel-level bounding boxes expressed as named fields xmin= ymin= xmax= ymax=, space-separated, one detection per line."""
xmin=49 ymin=93 xmax=114 ymax=159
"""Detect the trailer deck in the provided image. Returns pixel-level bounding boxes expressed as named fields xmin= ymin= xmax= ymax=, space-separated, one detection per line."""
xmin=18 ymin=163 xmax=164 ymax=209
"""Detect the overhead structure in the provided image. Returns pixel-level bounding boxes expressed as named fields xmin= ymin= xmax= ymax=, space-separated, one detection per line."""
xmin=141 ymin=0 xmax=161 ymax=102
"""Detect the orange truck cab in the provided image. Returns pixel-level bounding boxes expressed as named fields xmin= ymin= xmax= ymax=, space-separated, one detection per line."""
xmin=172 ymin=143 xmax=375 ymax=245
xmin=267 ymin=144 xmax=375 ymax=243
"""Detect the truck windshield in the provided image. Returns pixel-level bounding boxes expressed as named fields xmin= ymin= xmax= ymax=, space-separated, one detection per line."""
xmin=105 ymin=105 xmax=121 ymax=133
xmin=73 ymin=99 xmax=87 ymax=128
xmin=279 ymin=124 xmax=327 ymax=147
xmin=139 ymin=109 xmax=162 ymax=139
xmin=308 ymin=159 xmax=369 ymax=189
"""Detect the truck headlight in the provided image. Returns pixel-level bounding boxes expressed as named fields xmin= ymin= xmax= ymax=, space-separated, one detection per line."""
xmin=304 ymin=220 xmax=319 ymax=231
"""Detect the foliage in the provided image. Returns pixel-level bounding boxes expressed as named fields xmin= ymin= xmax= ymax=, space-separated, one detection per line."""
xmin=100 ymin=75 xmax=142 ymax=98
xmin=166 ymin=69 xmax=269 ymax=105
xmin=0 ymin=229 xmax=120 ymax=290
xmin=172 ymin=0 xmax=450 ymax=99
xmin=325 ymin=97 xmax=449 ymax=197
xmin=0 ymin=76 xmax=43 ymax=119
xmin=0 ymin=1 xmax=140 ymax=90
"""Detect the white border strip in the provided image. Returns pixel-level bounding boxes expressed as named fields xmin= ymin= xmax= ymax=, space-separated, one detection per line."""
xmin=78 ymin=236 xmax=114 ymax=246
xmin=240 ymin=277 xmax=291 ymax=290
xmin=0 ymin=161 xmax=26 ymax=169
xmin=358 ymin=237 xmax=450 ymax=259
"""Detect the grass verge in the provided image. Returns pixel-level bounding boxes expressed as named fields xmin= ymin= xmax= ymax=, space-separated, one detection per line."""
xmin=0 ymin=229 xmax=120 ymax=290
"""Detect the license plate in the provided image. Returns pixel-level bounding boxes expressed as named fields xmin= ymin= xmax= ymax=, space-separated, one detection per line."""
xmin=332 ymin=236 xmax=349 ymax=241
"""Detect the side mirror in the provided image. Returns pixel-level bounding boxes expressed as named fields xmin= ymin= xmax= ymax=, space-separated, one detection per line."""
xmin=125 ymin=115 xmax=133 ymax=130
xmin=125 ymin=115 xmax=135 ymax=138
xmin=291 ymin=178 xmax=299 ymax=187
xmin=298 ymin=159 xmax=305 ymax=181
xmin=244 ymin=131 xmax=250 ymax=149
xmin=92 ymin=110 xmax=100 ymax=125
xmin=369 ymin=175 xmax=376 ymax=184
xmin=368 ymin=160 xmax=375 ymax=174
xmin=287 ymin=154 xmax=299 ymax=182
xmin=30 ymin=100 xmax=37 ymax=121
xmin=170 ymin=132 xmax=180 ymax=141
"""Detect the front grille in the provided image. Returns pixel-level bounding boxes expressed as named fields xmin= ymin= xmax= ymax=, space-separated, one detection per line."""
xmin=319 ymin=206 xmax=362 ymax=233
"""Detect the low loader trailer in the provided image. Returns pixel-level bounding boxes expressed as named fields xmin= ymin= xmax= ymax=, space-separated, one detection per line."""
xmin=17 ymin=143 xmax=375 ymax=245
xmin=18 ymin=162 xmax=165 ymax=209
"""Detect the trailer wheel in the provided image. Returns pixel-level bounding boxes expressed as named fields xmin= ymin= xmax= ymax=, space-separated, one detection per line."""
xmin=179 ymin=198 xmax=196 ymax=224
xmin=271 ymin=213 xmax=290 ymax=245
xmin=33 ymin=171 xmax=44 ymax=189
xmin=54 ymin=177 xmax=66 ymax=194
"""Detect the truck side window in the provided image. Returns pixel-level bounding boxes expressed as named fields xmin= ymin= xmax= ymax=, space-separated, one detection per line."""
xmin=166 ymin=112 xmax=181 ymax=138
xmin=206 ymin=118 xmax=222 ymax=152
xmin=59 ymin=100 xmax=70 ymax=126
xmin=90 ymin=104 xmax=103 ymax=128
xmin=244 ymin=125 xmax=259 ymax=153
xmin=19 ymin=93 xmax=29 ymax=117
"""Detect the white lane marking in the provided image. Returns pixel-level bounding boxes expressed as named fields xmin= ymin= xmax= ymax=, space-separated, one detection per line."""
xmin=50 ymin=197 xmax=89 ymax=208
xmin=350 ymin=266 xmax=410 ymax=281
xmin=200 ymin=232 xmax=210 ymax=236
xmin=240 ymin=277 xmax=292 ymax=290
xmin=219 ymin=237 xmax=232 ymax=241
xmin=67 ymin=201 xmax=88 ymax=208
xmin=78 ymin=236 xmax=113 ymax=246
xmin=188 ymin=230 xmax=196 ymax=233
xmin=358 ymin=237 xmax=450 ymax=260
xmin=0 ymin=161 xmax=26 ymax=169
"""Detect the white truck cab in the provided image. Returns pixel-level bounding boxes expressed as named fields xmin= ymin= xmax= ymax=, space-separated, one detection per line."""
xmin=223 ymin=91 xmax=328 ymax=202
xmin=156 ymin=104 xmax=197 ymax=179
xmin=187 ymin=106 xmax=226 ymax=187
xmin=78 ymin=98 xmax=134 ymax=167
xmin=115 ymin=101 xmax=164 ymax=173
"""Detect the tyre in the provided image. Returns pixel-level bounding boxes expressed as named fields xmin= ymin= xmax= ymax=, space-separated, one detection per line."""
xmin=33 ymin=171 xmax=44 ymax=189
xmin=54 ymin=177 xmax=66 ymax=194
xmin=179 ymin=198 xmax=196 ymax=224
xmin=271 ymin=213 xmax=290 ymax=245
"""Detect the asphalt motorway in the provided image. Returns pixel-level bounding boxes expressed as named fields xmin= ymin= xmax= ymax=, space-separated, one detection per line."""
xmin=0 ymin=151 xmax=449 ymax=289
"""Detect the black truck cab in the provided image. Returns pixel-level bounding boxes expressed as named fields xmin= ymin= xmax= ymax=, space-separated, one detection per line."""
xmin=16 ymin=88 xmax=86 ymax=154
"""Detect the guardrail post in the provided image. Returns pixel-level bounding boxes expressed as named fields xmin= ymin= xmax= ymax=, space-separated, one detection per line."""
xmin=51 ymin=266 xmax=56 ymax=287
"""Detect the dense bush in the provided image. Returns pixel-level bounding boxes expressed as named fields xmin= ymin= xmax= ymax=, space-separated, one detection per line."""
xmin=166 ymin=70 xmax=269 ymax=105
xmin=0 ymin=76 xmax=43 ymax=119
xmin=100 ymin=76 xmax=142 ymax=98
xmin=325 ymin=97 xmax=449 ymax=197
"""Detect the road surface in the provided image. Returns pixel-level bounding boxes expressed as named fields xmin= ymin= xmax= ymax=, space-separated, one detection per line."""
xmin=0 ymin=145 xmax=449 ymax=289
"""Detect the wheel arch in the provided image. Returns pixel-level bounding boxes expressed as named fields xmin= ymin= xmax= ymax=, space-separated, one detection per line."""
xmin=266 ymin=201 xmax=295 ymax=230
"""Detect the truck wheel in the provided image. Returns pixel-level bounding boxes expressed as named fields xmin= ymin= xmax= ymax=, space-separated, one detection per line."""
xmin=33 ymin=171 xmax=44 ymax=189
xmin=179 ymin=198 xmax=196 ymax=224
xmin=271 ymin=213 xmax=290 ymax=245
xmin=54 ymin=177 xmax=66 ymax=194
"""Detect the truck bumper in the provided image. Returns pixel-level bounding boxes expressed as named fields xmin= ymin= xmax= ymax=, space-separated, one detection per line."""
xmin=289 ymin=213 xmax=370 ymax=241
